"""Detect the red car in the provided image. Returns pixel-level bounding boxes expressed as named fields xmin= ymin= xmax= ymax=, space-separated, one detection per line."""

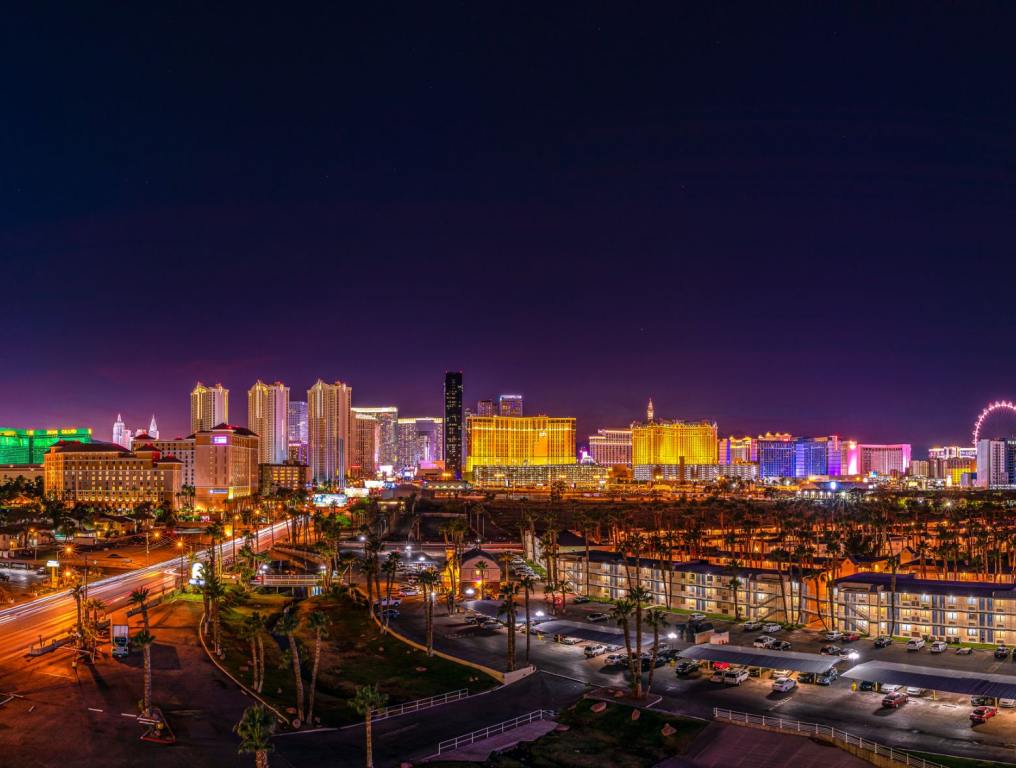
xmin=882 ymin=692 xmax=908 ymax=708
xmin=842 ymin=632 xmax=861 ymax=642
xmin=711 ymin=662 xmax=731 ymax=671
xmin=971 ymin=706 xmax=998 ymax=724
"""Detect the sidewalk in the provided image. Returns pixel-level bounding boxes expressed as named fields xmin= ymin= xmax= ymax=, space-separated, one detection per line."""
xmin=424 ymin=719 xmax=558 ymax=762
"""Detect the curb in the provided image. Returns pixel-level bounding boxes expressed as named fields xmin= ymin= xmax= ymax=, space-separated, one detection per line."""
xmin=197 ymin=610 xmax=291 ymax=727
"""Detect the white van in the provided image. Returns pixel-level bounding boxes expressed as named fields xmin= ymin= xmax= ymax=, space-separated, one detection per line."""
xmin=906 ymin=638 xmax=925 ymax=651
xmin=724 ymin=668 xmax=750 ymax=685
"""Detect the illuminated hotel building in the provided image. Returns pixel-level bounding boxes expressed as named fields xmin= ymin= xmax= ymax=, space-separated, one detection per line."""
xmin=465 ymin=415 xmax=576 ymax=473
xmin=308 ymin=379 xmax=352 ymax=486
xmin=351 ymin=407 xmax=398 ymax=469
xmin=113 ymin=414 xmax=129 ymax=448
xmin=259 ymin=461 xmax=311 ymax=494
xmin=858 ymin=443 xmax=911 ymax=476
xmin=718 ymin=436 xmax=755 ymax=464
xmin=0 ymin=427 xmax=93 ymax=465
xmin=350 ymin=411 xmax=379 ymax=478
xmin=43 ymin=441 xmax=183 ymax=511
xmin=841 ymin=440 xmax=860 ymax=475
xmin=397 ymin=417 xmax=444 ymax=471
xmin=793 ymin=435 xmax=842 ymax=477
xmin=194 ymin=424 xmax=260 ymax=510
xmin=134 ymin=437 xmax=196 ymax=488
xmin=477 ymin=400 xmax=495 ymax=417
xmin=755 ymin=433 xmax=795 ymax=479
xmin=631 ymin=420 xmax=717 ymax=467
xmin=472 ymin=462 xmax=608 ymax=489
xmin=248 ymin=380 xmax=290 ymax=465
xmin=929 ymin=445 xmax=977 ymax=461
xmin=498 ymin=394 xmax=523 ymax=417
xmin=287 ymin=400 xmax=308 ymax=464
xmin=976 ymin=439 xmax=1016 ymax=489
xmin=444 ymin=372 xmax=463 ymax=478
xmin=588 ymin=428 xmax=632 ymax=466
xmin=190 ymin=382 xmax=229 ymax=434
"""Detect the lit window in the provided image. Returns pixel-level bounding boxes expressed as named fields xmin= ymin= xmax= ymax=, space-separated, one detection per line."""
xmin=968 ymin=628 xmax=978 ymax=637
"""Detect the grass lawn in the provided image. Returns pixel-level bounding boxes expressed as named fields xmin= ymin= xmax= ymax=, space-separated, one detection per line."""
xmin=217 ymin=589 xmax=498 ymax=726
xmin=906 ymin=754 xmax=1016 ymax=768
xmin=424 ymin=698 xmax=705 ymax=768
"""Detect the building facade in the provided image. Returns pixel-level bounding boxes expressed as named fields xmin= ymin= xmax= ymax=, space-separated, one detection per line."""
xmin=193 ymin=424 xmax=260 ymax=510
xmin=350 ymin=411 xmax=379 ymax=479
xmin=476 ymin=399 xmax=495 ymax=417
xmin=190 ymin=382 xmax=229 ymax=434
xmin=444 ymin=372 xmax=463 ymax=478
xmin=793 ymin=435 xmax=842 ymax=477
xmin=631 ymin=420 xmax=718 ymax=470
xmin=755 ymin=433 xmax=795 ymax=479
xmin=498 ymin=394 xmax=523 ymax=417
xmin=976 ymin=438 xmax=1016 ymax=488
xmin=259 ymin=462 xmax=310 ymax=494
xmin=307 ymin=379 xmax=352 ymax=486
xmin=465 ymin=415 xmax=576 ymax=473
xmin=396 ymin=417 xmax=444 ymax=471
xmin=0 ymin=427 xmax=93 ymax=465
xmin=248 ymin=380 xmax=289 ymax=465
xmin=858 ymin=443 xmax=911 ymax=476
xmin=132 ymin=437 xmax=195 ymax=489
xmin=351 ymin=407 xmax=398 ymax=469
xmin=43 ymin=441 xmax=183 ymax=511
xmin=718 ymin=436 xmax=755 ymax=465
xmin=930 ymin=445 xmax=977 ymax=461
xmin=588 ymin=428 xmax=633 ymax=467
xmin=471 ymin=462 xmax=608 ymax=489
xmin=632 ymin=462 xmax=758 ymax=483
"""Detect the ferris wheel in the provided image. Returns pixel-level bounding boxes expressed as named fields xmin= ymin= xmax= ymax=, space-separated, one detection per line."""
xmin=972 ymin=400 xmax=1016 ymax=445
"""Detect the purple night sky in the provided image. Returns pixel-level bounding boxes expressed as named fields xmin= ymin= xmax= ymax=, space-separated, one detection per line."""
xmin=3 ymin=5 xmax=1016 ymax=451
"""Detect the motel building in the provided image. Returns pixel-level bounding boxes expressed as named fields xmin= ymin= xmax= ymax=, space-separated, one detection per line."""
xmin=833 ymin=572 xmax=1016 ymax=644
xmin=555 ymin=551 xmax=813 ymax=625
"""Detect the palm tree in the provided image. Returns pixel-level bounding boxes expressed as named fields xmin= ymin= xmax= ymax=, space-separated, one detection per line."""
xmin=240 ymin=613 xmax=265 ymax=692
xmin=475 ymin=560 xmax=489 ymax=598
xmin=70 ymin=584 xmax=85 ymax=640
xmin=129 ymin=587 xmax=151 ymax=633
xmin=234 ymin=704 xmax=275 ymax=768
xmin=644 ymin=607 xmax=669 ymax=694
xmin=202 ymin=567 xmax=226 ymax=656
xmin=207 ymin=520 xmax=226 ymax=575
xmin=497 ymin=582 xmax=519 ymax=672
xmin=609 ymin=598 xmax=636 ymax=695
xmin=306 ymin=610 xmax=330 ymax=725
xmin=518 ymin=574 xmax=536 ymax=664
xmin=351 ymin=684 xmax=388 ymax=768
xmin=628 ymin=586 xmax=652 ymax=698
xmin=134 ymin=629 xmax=155 ymax=716
xmin=381 ymin=552 xmax=402 ymax=631
xmin=276 ymin=609 xmax=305 ymax=725
xmin=417 ymin=568 xmax=440 ymax=656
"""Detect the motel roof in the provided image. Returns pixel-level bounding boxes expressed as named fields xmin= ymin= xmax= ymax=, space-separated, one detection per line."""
xmin=842 ymin=660 xmax=1016 ymax=699
xmin=834 ymin=572 xmax=1016 ymax=598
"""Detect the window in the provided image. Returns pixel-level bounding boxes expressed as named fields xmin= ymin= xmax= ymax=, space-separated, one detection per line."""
xmin=946 ymin=627 xmax=958 ymax=636
xmin=968 ymin=597 xmax=977 ymax=606
xmin=901 ymin=623 xmax=911 ymax=632
xmin=968 ymin=628 xmax=978 ymax=637
xmin=947 ymin=612 xmax=957 ymax=620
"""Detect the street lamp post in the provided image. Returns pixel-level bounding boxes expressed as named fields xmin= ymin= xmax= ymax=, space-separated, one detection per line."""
xmin=65 ymin=544 xmax=88 ymax=600
xmin=176 ymin=539 xmax=185 ymax=591
xmin=145 ymin=530 xmax=161 ymax=565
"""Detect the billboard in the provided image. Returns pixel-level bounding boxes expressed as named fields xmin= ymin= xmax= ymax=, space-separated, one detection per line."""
xmin=312 ymin=493 xmax=347 ymax=508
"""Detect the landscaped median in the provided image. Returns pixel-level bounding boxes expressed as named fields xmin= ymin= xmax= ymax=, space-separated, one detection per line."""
xmin=214 ymin=588 xmax=498 ymax=727
xmin=425 ymin=697 xmax=707 ymax=768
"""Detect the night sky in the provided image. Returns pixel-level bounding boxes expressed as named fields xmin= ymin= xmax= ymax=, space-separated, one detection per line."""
xmin=4 ymin=4 xmax=1016 ymax=451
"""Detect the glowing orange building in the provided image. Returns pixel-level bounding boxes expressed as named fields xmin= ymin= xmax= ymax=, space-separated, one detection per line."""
xmin=631 ymin=420 xmax=717 ymax=466
xmin=465 ymin=415 xmax=575 ymax=472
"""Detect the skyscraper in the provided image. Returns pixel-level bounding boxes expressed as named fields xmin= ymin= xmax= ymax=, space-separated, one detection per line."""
xmin=248 ymin=380 xmax=290 ymax=464
xmin=350 ymin=407 xmax=398 ymax=468
xmin=307 ymin=379 xmax=352 ymax=486
xmin=396 ymin=417 xmax=444 ymax=470
xmin=287 ymin=400 xmax=308 ymax=464
xmin=588 ymin=428 xmax=633 ymax=466
xmin=444 ymin=372 xmax=463 ymax=478
xmin=350 ymin=411 xmax=379 ymax=479
xmin=755 ymin=433 xmax=796 ymax=479
xmin=477 ymin=399 xmax=495 ymax=417
xmin=148 ymin=415 xmax=159 ymax=440
xmin=112 ymin=414 xmax=129 ymax=448
xmin=190 ymin=382 xmax=229 ymax=434
xmin=498 ymin=394 xmax=523 ymax=417
xmin=466 ymin=415 xmax=576 ymax=471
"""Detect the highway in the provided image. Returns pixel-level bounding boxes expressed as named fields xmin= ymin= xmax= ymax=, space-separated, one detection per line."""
xmin=0 ymin=520 xmax=290 ymax=663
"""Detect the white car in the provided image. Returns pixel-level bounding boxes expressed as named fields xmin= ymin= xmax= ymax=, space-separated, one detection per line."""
xmin=753 ymin=636 xmax=775 ymax=648
xmin=604 ymin=653 xmax=627 ymax=666
xmin=1000 ymin=698 xmax=1016 ymax=708
xmin=905 ymin=686 xmax=925 ymax=696
xmin=929 ymin=641 xmax=948 ymax=653
xmin=881 ymin=684 xmax=902 ymax=693
xmin=724 ymin=668 xmax=750 ymax=685
xmin=906 ymin=638 xmax=925 ymax=651
xmin=772 ymin=676 xmax=797 ymax=692
xmin=824 ymin=631 xmax=844 ymax=642
xmin=689 ymin=613 xmax=707 ymax=622
xmin=480 ymin=619 xmax=501 ymax=630
xmin=762 ymin=623 xmax=782 ymax=633
xmin=742 ymin=620 xmax=763 ymax=631
xmin=584 ymin=644 xmax=607 ymax=658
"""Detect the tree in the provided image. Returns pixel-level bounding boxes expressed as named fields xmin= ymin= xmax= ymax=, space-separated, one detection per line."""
xmin=351 ymin=684 xmax=388 ymax=768
xmin=201 ymin=566 xmax=226 ymax=656
xmin=475 ymin=560 xmax=489 ymax=598
xmin=627 ymin=586 xmax=652 ymax=698
xmin=609 ymin=598 xmax=636 ymax=695
xmin=276 ymin=609 xmax=305 ymax=725
xmin=70 ymin=584 xmax=85 ymax=640
xmin=381 ymin=552 xmax=402 ymax=631
xmin=644 ymin=607 xmax=669 ymax=694
xmin=134 ymin=629 xmax=155 ymax=717
xmin=417 ymin=568 xmax=440 ymax=656
xmin=234 ymin=705 xmax=275 ymax=768
xmin=306 ymin=610 xmax=330 ymax=725
xmin=241 ymin=613 xmax=265 ymax=692
xmin=497 ymin=582 xmax=519 ymax=672
xmin=518 ymin=574 xmax=536 ymax=664
xmin=129 ymin=587 xmax=151 ymax=633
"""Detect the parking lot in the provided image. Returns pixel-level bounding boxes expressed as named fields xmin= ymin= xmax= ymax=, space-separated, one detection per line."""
xmin=387 ymin=588 xmax=1016 ymax=764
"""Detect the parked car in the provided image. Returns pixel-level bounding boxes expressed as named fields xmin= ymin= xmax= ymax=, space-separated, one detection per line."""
xmin=604 ymin=653 xmax=627 ymax=666
xmin=772 ymin=676 xmax=797 ymax=692
xmin=584 ymin=644 xmax=608 ymax=657
xmin=573 ymin=596 xmax=590 ymax=604
xmin=658 ymin=649 xmax=681 ymax=662
xmin=724 ymin=668 xmax=750 ymax=685
xmin=906 ymin=638 xmax=925 ymax=651
xmin=762 ymin=623 xmax=782 ymax=633
xmin=930 ymin=641 xmax=948 ymax=653
xmin=587 ymin=612 xmax=610 ymax=622
xmin=798 ymin=672 xmax=816 ymax=684
xmin=873 ymin=636 xmax=892 ymax=648
xmin=816 ymin=669 xmax=839 ymax=685
xmin=859 ymin=680 xmax=877 ymax=692
xmin=820 ymin=644 xmax=842 ymax=655
xmin=771 ymin=669 xmax=793 ymax=679
xmin=675 ymin=660 xmax=701 ymax=676
xmin=709 ymin=669 xmax=726 ymax=683
xmin=882 ymin=691 xmax=909 ymax=708
xmin=771 ymin=641 xmax=792 ymax=651
xmin=381 ymin=608 xmax=400 ymax=619
xmin=553 ymin=634 xmax=580 ymax=644
xmin=754 ymin=636 xmax=776 ymax=648
xmin=641 ymin=655 xmax=666 ymax=670
xmin=1001 ymin=698 xmax=1016 ymax=708
xmin=971 ymin=706 xmax=998 ymax=724
xmin=481 ymin=619 xmax=501 ymax=630
xmin=842 ymin=632 xmax=861 ymax=642
xmin=971 ymin=695 xmax=995 ymax=707
xmin=824 ymin=631 xmax=844 ymax=642
xmin=906 ymin=687 xmax=925 ymax=697
xmin=742 ymin=620 xmax=763 ymax=631
xmin=995 ymin=646 xmax=1011 ymax=659
xmin=689 ymin=613 xmax=707 ymax=622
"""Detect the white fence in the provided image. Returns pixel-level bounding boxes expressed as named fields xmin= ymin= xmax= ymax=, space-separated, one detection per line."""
xmin=713 ymin=708 xmax=948 ymax=768
xmin=371 ymin=688 xmax=468 ymax=722
xmin=434 ymin=709 xmax=556 ymax=756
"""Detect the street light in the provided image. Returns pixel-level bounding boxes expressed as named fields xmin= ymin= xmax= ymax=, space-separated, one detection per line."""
xmin=176 ymin=539 xmax=185 ymax=590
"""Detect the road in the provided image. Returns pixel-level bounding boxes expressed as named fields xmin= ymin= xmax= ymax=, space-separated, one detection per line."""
xmin=0 ymin=520 xmax=290 ymax=664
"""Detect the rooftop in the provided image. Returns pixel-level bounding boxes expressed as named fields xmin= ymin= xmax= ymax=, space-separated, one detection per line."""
xmin=834 ymin=571 xmax=1016 ymax=597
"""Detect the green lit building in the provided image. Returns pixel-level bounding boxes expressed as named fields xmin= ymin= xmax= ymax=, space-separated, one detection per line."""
xmin=0 ymin=427 xmax=93 ymax=465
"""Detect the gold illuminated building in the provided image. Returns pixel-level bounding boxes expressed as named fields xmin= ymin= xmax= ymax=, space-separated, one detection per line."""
xmin=631 ymin=420 xmax=718 ymax=466
xmin=465 ymin=416 xmax=576 ymax=472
